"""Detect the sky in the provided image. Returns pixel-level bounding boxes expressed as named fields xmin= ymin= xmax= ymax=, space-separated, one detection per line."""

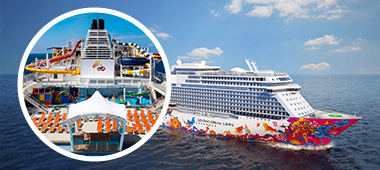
xmin=1 ymin=0 xmax=380 ymax=75
xmin=31 ymin=13 xmax=157 ymax=53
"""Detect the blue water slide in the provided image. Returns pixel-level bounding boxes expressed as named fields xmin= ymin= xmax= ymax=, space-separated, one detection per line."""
xmin=117 ymin=57 xmax=149 ymax=66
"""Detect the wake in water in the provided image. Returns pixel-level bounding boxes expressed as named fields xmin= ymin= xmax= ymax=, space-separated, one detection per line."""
xmin=265 ymin=142 xmax=333 ymax=151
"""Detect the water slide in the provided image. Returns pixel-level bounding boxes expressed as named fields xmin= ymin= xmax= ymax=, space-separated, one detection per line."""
xmin=116 ymin=57 xmax=149 ymax=66
xmin=112 ymin=39 xmax=161 ymax=59
xmin=25 ymin=39 xmax=82 ymax=74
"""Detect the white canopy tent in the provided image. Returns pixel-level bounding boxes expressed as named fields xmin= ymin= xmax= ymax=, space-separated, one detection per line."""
xmin=66 ymin=91 xmax=128 ymax=152
xmin=68 ymin=91 xmax=126 ymax=120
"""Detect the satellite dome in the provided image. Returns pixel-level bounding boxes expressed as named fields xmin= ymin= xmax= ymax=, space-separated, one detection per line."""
xmin=176 ymin=59 xmax=182 ymax=66
xmin=230 ymin=67 xmax=247 ymax=73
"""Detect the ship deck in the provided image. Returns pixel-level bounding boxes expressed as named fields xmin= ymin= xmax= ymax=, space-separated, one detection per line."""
xmin=312 ymin=110 xmax=361 ymax=119
xmin=31 ymin=108 xmax=161 ymax=144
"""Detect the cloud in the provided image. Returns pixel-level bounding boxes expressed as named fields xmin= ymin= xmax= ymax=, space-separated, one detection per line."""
xmin=331 ymin=46 xmax=363 ymax=53
xmin=156 ymin=33 xmax=171 ymax=39
xmin=224 ymin=0 xmax=349 ymax=21
xmin=149 ymin=27 xmax=157 ymax=33
xmin=357 ymin=68 xmax=365 ymax=72
xmin=304 ymin=35 xmax=340 ymax=46
xmin=177 ymin=47 xmax=223 ymax=62
xmin=177 ymin=56 xmax=190 ymax=60
xmin=187 ymin=47 xmax=223 ymax=58
xmin=225 ymin=0 xmax=243 ymax=14
xmin=316 ymin=5 xmax=350 ymax=20
xmin=150 ymin=25 xmax=171 ymax=40
xmin=305 ymin=46 xmax=321 ymax=50
xmin=357 ymin=38 xmax=365 ymax=41
xmin=246 ymin=5 xmax=273 ymax=18
xmin=211 ymin=9 xmax=220 ymax=17
xmin=153 ymin=25 xmax=160 ymax=29
xmin=300 ymin=62 xmax=331 ymax=71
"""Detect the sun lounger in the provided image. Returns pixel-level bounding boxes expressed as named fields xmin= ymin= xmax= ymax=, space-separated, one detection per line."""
xmin=77 ymin=119 xmax=82 ymax=130
xmin=53 ymin=113 xmax=60 ymax=126
xmin=48 ymin=125 xmax=56 ymax=133
xmin=141 ymin=110 xmax=146 ymax=121
xmin=106 ymin=118 xmax=111 ymax=132
xmin=138 ymin=124 xmax=144 ymax=134
xmin=57 ymin=124 xmax=63 ymax=133
xmin=62 ymin=113 xmax=67 ymax=121
xmin=41 ymin=123 xmax=48 ymax=133
xmin=155 ymin=115 xmax=159 ymax=121
xmin=148 ymin=110 xmax=153 ymax=121
xmin=133 ymin=124 xmax=138 ymax=133
xmin=143 ymin=120 xmax=151 ymax=132
xmin=39 ymin=113 xmax=46 ymax=123
xmin=134 ymin=110 xmax=139 ymax=120
xmin=47 ymin=113 xmax=53 ymax=125
xmin=112 ymin=119 xmax=117 ymax=132
xmin=32 ymin=117 xmax=37 ymax=124
xmin=127 ymin=126 xmax=132 ymax=133
xmin=97 ymin=117 xmax=102 ymax=132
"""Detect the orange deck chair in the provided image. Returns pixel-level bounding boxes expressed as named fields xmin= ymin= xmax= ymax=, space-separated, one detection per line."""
xmin=134 ymin=110 xmax=139 ymax=120
xmin=112 ymin=119 xmax=117 ymax=132
xmin=41 ymin=123 xmax=48 ymax=133
xmin=151 ymin=119 xmax=156 ymax=126
xmin=138 ymin=124 xmax=145 ymax=134
xmin=53 ymin=113 xmax=60 ymax=126
xmin=48 ymin=125 xmax=55 ymax=133
xmin=39 ymin=113 xmax=46 ymax=123
xmin=155 ymin=115 xmax=159 ymax=121
xmin=97 ymin=117 xmax=103 ymax=132
xmin=143 ymin=119 xmax=151 ymax=132
xmin=132 ymin=124 xmax=138 ymax=133
xmin=106 ymin=118 xmax=111 ymax=132
xmin=62 ymin=113 xmax=67 ymax=121
xmin=77 ymin=119 xmax=82 ymax=129
xmin=141 ymin=110 xmax=146 ymax=121
xmin=57 ymin=124 xmax=63 ymax=133
xmin=47 ymin=113 xmax=53 ymax=125
xmin=148 ymin=110 xmax=153 ymax=121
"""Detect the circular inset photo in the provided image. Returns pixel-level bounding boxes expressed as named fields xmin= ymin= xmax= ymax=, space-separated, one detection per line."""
xmin=18 ymin=8 xmax=170 ymax=161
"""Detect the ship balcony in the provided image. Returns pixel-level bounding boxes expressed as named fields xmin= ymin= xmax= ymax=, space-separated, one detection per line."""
xmin=266 ymin=84 xmax=301 ymax=93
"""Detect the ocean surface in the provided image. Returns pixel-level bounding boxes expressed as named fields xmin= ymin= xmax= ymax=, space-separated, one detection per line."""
xmin=1 ymin=74 xmax=379 ymax=169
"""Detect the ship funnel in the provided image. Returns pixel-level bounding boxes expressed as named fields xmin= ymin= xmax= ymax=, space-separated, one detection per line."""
xmin=91 ymin=19 xmax=98 ymax=29
xmin=99 ymin=19 xmax=105 ymax=29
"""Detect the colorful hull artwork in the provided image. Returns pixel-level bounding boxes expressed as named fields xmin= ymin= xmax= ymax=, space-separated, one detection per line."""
xmin=164 ymin=110 xmax=360 ymax=146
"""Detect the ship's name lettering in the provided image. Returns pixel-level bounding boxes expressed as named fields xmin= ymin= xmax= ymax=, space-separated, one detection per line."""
xmin=197 ymin=118 xmax=234 ymax=127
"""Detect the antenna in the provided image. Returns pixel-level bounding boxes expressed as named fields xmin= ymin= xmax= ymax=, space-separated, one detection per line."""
xmin=246 ymin=59 xmax=253 ymax=72
xmin=251 ymin=61 xmax=258 ymax=72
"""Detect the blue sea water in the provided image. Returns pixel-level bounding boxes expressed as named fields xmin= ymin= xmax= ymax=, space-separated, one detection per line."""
xmin=1 ymin=74 xmax=380 ymax=169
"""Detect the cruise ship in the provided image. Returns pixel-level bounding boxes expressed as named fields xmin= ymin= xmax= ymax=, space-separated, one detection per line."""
xmin=164 ymin=59 xmax=360 ymax=146
xmin=22 ymin=18 xmax=166 ymax=154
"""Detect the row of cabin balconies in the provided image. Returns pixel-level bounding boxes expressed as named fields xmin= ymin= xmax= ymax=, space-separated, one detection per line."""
xmin=171 ymin=95 xmax=282 ymax=107
xmin=170 ymin=97 xmax=285 ymax=111
xmin=176 ymin=102 xmax=289 ymax=117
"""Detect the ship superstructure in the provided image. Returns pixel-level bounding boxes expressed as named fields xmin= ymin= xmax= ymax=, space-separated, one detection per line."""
xmin=165 ymin=59 xmax=360 ymax=146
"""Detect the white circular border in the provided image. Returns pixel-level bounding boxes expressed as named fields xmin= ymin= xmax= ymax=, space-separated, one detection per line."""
xmin=17 ymin=7 xmax=171 ymax=162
